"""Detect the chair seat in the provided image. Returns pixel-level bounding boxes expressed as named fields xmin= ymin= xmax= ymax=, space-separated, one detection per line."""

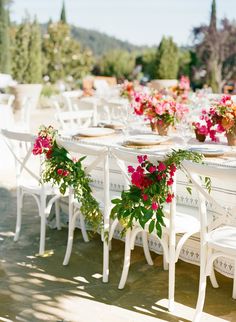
xmin=208 ymin=226 xmax=236 ymax=255
xmin=163 ymin=205 xmax=200 ymax=234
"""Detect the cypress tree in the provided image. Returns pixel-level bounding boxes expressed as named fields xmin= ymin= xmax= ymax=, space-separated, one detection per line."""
xmin=209 ymin=0 xmax=217 ymax=32
xmin=0 ymin=0 xmax=10 ymax=73
xmin=25 ymin=19 xmax=42 ymax=83
xmin=12 ymin=21 xmax=30 ymax=83
xmin=155 ymin=37 xmax=179 ymax=79
xmin=60 ymin=1 xmax=67 ymax=24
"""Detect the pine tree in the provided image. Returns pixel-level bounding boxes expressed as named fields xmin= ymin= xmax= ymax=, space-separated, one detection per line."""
xmin=25 ymin=19 xmax=42 ymax=83
xmin=60 ymin=0 xmax=67 ymax=24
xmin=12 ymin=21 xmax=30 ymax=83
xmin=0 ymin=0 xmax=11 ymax=73
xmin=155 ymin=37 xmax=179 ymax=79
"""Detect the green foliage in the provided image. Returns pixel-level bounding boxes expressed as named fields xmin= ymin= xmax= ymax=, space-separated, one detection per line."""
xmin=155 ymin=36 xmax=179 ymax=79
xmin=111 ymin=149 xmax=205 ymax=238
xmin=34 ymin=126 xmax=103 ymax=232
xmin=136 ymin=48 xmax=157 ymax=80
xmin=178 ymin=49 xmax=191 ymax=77
xmin=0 ymin=0 xmax=10 ymax=73
xmin=60 ymin=0 xmax=67 ymax=24
xmin=12 ymin=18 xmax=42 ymax=84
xmin=25 ymin=19 xmax=42 ymax=83
xmin=42 ymin=22 xmax=94 ymax=83
xmin=12 ymin=20 xmax=30 ymax=83
xmin=98 ymin=50 xmax=136 ymax=80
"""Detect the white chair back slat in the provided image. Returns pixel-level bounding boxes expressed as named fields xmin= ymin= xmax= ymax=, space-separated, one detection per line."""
xmin=182 ymin=161 xmax=235 ymax=230
xmin=1 ymin=129 xmax=40 ymax=182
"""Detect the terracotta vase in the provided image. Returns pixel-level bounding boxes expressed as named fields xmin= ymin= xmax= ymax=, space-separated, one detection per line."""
xmin=195 ymin=129 xmax=206 ymax=142
xmin=151 ymin=122 xmax=170 ymax=136
xmin=226 ymin=130 xmax=236 ymax=146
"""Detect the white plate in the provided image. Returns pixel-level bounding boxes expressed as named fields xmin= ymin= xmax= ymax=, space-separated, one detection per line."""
xmin=189 ymin=145 xmax=228 ymax=156
xmin=75 ymin=127 xmax=115 ymax=137
xmin=126 ymin=134 xmax=169 ymax=146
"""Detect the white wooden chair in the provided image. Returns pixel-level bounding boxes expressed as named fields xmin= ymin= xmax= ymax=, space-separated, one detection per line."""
xmin=55 ymin=110 xmax=94 ymax=130
xmin=56 ymin=138 xmax=111 ymax=282
xmin=110 ymin=147 xmax=206 ymax=312
xmin=62 ymin=90 xmax=84 ymax=111
xmin=1 ymin=129 xmax=61 ymax=255
xmin=182 ymin=161 xmax=236 ymax=322
xmin=0 ymin=93 xmax=15 ymax=107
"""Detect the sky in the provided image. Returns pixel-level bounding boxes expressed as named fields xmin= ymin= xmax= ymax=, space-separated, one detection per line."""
xmin=10 ymin=0 xmax=236 ymax=46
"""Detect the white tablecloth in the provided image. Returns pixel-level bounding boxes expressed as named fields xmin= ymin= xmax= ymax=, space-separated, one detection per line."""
xmin=61 ymin=130 xmax=236 ymax=278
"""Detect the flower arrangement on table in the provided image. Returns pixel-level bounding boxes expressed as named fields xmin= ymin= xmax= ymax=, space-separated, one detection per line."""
xmin=120 ymin=81 xmax=134 ymax=101
xmin=132 ymin=90 xmax=189 ymax=135
xmin=32 ymin=125 xmax=102 ymax=230
xmin=171 ymin=76 xmax=191 ymax=103
xmin=192 ymin=95 xmax=236 ymax=145
xmin=111 ymin=149 xmax=205 ymax=238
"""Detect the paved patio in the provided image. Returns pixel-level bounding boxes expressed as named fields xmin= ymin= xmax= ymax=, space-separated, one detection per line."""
xmin=0 ymin=107 xmax=236 ymax=322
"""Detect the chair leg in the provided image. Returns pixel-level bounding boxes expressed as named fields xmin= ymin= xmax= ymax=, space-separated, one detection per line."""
xmin=168 ymin=243 xmax=176 ymax=312
xmin=55 ymin=200 xmax=61 ymax=230
xmin=14 ymin=189 xmax=22 ymax=242
xmin=118 ymin=230 xmax=132 ymax=289
xmin=79 ymin=214 xmax=89 ymax=242
xmin=233 ymin=260 xmax=236 ymax=299
xmin=209 ymin=268 xmax=219 ymax=289
xmin=103 ymin=238 xmax=109 ymax=283
xmin=39 ymin=197 xmax=47 ymax=256
xmin=193 ymin=253 xmax=208 ymax=322
xmin=163 ymin=234 xmax=169 ymax=271
xmin=141 ymin=231 xmax=153 ymax=266
xmin=63 ymin=220 xmax=75 ymax=265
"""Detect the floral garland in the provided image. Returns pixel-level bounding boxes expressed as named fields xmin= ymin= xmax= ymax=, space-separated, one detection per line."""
xmin=111 ymin=149 xmax=205 ymax=238
xmin=32 ymin=125 xmax=103 ymax=231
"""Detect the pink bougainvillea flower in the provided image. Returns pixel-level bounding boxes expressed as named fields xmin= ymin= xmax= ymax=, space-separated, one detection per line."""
xmin=142 ymin=194 xmax=148 ymax=201
xmin=128 ymin=165 xmax=135 ymax=173
xmin=63 ymin=170 xmax=69 ymax=177
xmin=151 ymin=202 xmax=159 ymax=210
xmin=137 ymin=155 xmax=147 ymax=164
xmin=158 ymin=162 xmax=167 ymax=172
xmin=167 ymin=178 xmax=174 ymax=186
xmin=57 ymin=169 xmax=64 ymax=176
xmin=148 ymin=165 xmax=156 ymax=173
xmin=166 ymin=193 xmax=174 ymax=203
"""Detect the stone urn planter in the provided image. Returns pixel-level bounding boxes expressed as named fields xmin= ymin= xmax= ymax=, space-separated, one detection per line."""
xmin=11 ymin=84 xmax=42 ymax=110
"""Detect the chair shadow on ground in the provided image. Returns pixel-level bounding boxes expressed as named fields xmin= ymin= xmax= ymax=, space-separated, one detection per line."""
xmin=0 ymin=190 xmax=236 ymax=321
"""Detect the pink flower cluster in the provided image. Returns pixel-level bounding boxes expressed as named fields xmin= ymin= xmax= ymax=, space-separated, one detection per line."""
xmin=179 ymin=76 xmax=190 ymax=92
xmin=193 ymin=94 xmax=236 ymax=142
xmin=128 ymin=155 xmax=176 ymax=210
xmin=32 ymin=135 xmax=52 ymax=156
xmin=132 ymin=90 xmax=188 ymax=125
xmin=57 ymin=169 xmax=69 ymax=177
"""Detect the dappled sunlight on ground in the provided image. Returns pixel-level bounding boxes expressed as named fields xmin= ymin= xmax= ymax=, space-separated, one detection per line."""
xmin=0 ymin=188 xmax=235 ymax=321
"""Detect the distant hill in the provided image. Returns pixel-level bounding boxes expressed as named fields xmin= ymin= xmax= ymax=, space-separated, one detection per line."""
xmin=41 ymin=23 xmax=148 ymax=57
xmin=71 ymin=25 xmax=147 ymax=56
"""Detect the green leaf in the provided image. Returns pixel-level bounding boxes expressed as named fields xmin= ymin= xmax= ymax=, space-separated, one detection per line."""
xmin=149 ymin=220 xmax=155 ymax=233
xmin=111 ymin=198 xmax=121 ymax=204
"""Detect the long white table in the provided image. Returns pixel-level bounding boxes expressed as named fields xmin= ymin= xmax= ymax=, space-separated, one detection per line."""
xmin=61 ymin=130 xmax=236 ymax=279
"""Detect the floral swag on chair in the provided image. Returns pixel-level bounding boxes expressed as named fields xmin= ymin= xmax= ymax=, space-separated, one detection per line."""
xmin=111 ymin=150 xmax=205 ymax=238
xmin=32 ymin=125 xmax=103 ymax=231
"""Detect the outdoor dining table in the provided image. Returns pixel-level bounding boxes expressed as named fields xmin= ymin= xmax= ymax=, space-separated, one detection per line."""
xmin=61 ymin=128 xmax=236 ymax=280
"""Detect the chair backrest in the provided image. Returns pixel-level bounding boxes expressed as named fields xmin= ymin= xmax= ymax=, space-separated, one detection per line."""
xmin=55 ymin=110 xmax=92 ymax=130
xmin=56 ymin=137 xmax=110 ymax=219
xmin=62 ymin=90 xmax=83 ymax=111
xmin=1 ymin=129 xmax=40 ymax=184
xmin=182 ymin=160 xmax=236 ymax=234
xmin=0 ymin=94 xmax=15 ymax=107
